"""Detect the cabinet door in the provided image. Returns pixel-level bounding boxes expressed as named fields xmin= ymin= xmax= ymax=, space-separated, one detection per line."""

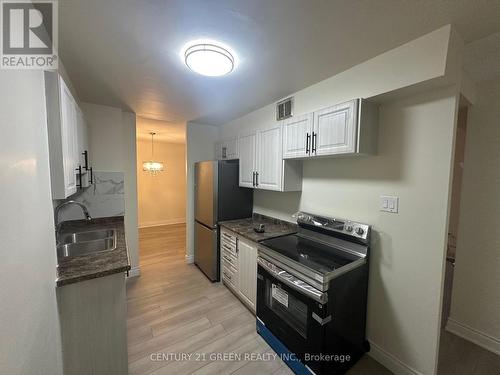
xmin=313 ymin=99 xmax=358 ymax=156
xmin=282 ymin=113 xmax=313 ymax=159
xmin=76 ymin=107 xmax=89 ymax=167
xmin=238 ymin=132 xmax=256 ymax=188
xmin=59 ymin=79 xmax=78 ymax=197
xmin=219 ymin=138 xmax=238 ymax=160
xmin=225 ymin=138 xmax=239 ymax=159
xmin=237 ymin=238 xmax=257 ymax=312
xmin=215 ymin=142 xmax=223 ymax=160
xmin=256 ymin=124 xmax=283 ymax=191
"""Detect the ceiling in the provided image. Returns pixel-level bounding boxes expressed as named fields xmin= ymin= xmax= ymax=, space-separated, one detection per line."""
xmin=59 ymin=0 xmax=500 ymax=126
xmin=136 ymin=117 xmax=186 ymax=144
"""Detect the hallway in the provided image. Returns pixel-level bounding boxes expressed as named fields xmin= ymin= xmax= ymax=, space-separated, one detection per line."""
xmin=125 ymin=224 xmax=292 ymax=374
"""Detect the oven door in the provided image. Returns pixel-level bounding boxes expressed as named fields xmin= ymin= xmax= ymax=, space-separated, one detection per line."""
xmin=256 ymin=259 xmax=330 ymax=363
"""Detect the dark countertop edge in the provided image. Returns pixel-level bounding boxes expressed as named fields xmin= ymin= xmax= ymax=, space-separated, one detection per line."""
xmin=56 ymin=265 xmax=131 ymax=287
xmin=219 ymin=213 xmax=297 ymax=243
xmin=218 ymin=222 xmax=295 ymax=242
xmin=55 ymin=216 xmax=131 ymax=287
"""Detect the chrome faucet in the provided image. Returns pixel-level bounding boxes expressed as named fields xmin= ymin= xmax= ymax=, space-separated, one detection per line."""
xmin=54 ymin=200 xmax=92 ymax=235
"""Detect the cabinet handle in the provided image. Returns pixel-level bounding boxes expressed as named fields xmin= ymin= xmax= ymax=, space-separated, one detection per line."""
xmin=252 ymin=171 xmax=256 ymax=187
xmin=89 ymin=167 xmax=94 ymax=184
xmin=306 ymin=133 xmax=310 ymax=154
xmin=76 ymin=165 xmax=82 ymax=189
xmin=82 ymin=150 xmax=89 ymax=170
xmin=255 ymin=172 xmax=259 ymax=187
xmin=236 ymin=237 xmax=239 ymax=253
xmin=312 ymin=132 xmax=317 ymax=154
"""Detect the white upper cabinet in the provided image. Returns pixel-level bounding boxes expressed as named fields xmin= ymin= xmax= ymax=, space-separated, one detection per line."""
xmin=238 ymin=132 xmax=257 ymax=188
xmin=45 ymin=72 xmax=89 ymax=199
xmin=238 ymin=125 xmax=302 ymax=191
xmin=217 ymin=138 xmax=239 ymax=160
xmin=283 ymin=113 xmax=313 ymax=159
xmin=215 ymin=141 xmax=223 ymax=160
xmin=256 ymin=124 xmax=283 ymax=191
xmin=313 ymin=100 xmax=357 ymax=156
xmin=76 ymin=107 xmax=89 ymax=167
xmin=282 ymin=99 xmax=378 ymax=159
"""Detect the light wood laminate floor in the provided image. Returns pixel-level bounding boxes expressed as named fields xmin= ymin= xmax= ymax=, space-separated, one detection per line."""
xmin=126 ymin=224 xmax=392 ymax=375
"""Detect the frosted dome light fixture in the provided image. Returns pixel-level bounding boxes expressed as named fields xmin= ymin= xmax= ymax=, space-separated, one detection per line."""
xmin=183 ymin=41 xmax=235 ymax=77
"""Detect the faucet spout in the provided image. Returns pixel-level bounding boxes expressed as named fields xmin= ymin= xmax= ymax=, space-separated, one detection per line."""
xmin=54 ymin=200 xmax=93 ymax=235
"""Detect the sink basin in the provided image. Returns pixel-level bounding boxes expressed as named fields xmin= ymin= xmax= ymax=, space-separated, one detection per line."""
xmin=58 ymin=229 xmax=115 ymax=245
xmin=57 ymin=229 xmax=117 ymax=259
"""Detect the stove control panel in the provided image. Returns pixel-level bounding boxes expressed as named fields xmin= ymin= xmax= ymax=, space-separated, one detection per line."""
xmin=294 ymin=211 xmax=370 ymax=241
xmin=343 ymin=221 xmax=369 ymax=240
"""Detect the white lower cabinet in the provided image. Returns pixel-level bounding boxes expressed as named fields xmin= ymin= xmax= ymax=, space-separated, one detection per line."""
xmin=220 ymin=228 xmax=257 ymax=312
xmin=236 ymin=237 xmax=258 ymax=311
xmin=221 ymin=230 xmax=239 ymax=291
xmin=57 ymin=273 xmax=128 ymax=375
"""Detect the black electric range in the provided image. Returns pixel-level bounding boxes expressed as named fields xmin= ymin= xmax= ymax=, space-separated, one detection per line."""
xmin=256 ymin=212 xmax=371 ymax=375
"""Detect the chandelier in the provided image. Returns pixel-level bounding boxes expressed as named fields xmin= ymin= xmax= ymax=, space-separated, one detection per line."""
xmin=142 ymin=132 xmax=164 ymax=175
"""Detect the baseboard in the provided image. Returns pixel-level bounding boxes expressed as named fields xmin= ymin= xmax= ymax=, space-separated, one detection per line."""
xmin=185 ymin=254 xmax=194 ymax=264
xmin=368 ymin=341 xmax=423 ymax=375
xmin=127 ymin=266 xmax=141 ymax=278
xmin=138 ymin=218 xmax=186 ymax=228
xmin=446 ymin=318 xmax=500 ymax=355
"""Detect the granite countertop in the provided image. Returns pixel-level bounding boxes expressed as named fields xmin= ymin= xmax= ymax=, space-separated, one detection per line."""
xmin=219 ymin=213 xmax=297 ymax=242
xmin=56 ymin=216 xmax=130 ymax=287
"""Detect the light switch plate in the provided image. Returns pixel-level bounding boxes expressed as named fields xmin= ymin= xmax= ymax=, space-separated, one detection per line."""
xmin=380 ymin=196 xmax=399 ymax=213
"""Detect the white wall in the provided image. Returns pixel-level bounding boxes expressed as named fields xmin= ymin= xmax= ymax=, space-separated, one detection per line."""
xmin=137 ymin=140 xmax=186 ymax=227
xmin=0 ymin=71 xmax=63 ymax=374
xmin=448 ymin=79 xmax=500 ymax=354
xmin=185 ymin=122 xmax=219 ymax=262
xmin=81 ymin=103 xmax=140 ymax=271
xmin=122 ymin=111 xmax=140 ymax=272
xmin=214 ymin=26 xmax=463 ymax=375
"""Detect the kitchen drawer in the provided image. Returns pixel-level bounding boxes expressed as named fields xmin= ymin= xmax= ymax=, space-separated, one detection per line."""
xmin=221 ymin=230 xmax=237 ymax=245
xmin=221 ymin=242 xmax=237 ymax=257
xmin=222 ymin=252 xmax=237 ymax=269
xmin=222 ymin=266 xmax=237 ymax=290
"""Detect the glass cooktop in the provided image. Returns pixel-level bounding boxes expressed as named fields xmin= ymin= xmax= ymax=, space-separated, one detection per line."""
xmin=260 ymin=234 xmax=356 ymax=275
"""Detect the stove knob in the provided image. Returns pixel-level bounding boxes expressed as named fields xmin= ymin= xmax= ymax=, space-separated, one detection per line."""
xmin=355 ymin=227 xmax=365 ymax=236
xmin=344 ymin=225 xmax=353 ymax=232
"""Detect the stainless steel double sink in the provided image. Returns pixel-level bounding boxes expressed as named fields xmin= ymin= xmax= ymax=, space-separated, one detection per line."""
xmin=57 ymin=229 xmax=117 ymax=259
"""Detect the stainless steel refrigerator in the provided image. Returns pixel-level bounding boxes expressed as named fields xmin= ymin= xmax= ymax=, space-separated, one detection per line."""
xmin=194 ymin=160 xmax=253 ymax=281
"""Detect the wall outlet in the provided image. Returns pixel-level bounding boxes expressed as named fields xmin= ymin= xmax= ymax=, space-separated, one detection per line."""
xmin=380 ymin=196 xmax=399 ymax=213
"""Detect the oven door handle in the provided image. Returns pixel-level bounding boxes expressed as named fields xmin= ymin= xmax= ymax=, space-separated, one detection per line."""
xmin=257 ymin=257 xmax=328 ymax=304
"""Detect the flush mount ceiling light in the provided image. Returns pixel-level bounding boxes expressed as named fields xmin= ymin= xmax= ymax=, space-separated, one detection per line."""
xmin=183 ymin=40 xmax=235 ymax=77
xmin=142 ymin=132 xmax=164 ymax=176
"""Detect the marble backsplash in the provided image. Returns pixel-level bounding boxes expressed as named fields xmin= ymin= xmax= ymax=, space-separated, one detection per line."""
xmin=55 ymin=171 xmax=125 ymax=222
